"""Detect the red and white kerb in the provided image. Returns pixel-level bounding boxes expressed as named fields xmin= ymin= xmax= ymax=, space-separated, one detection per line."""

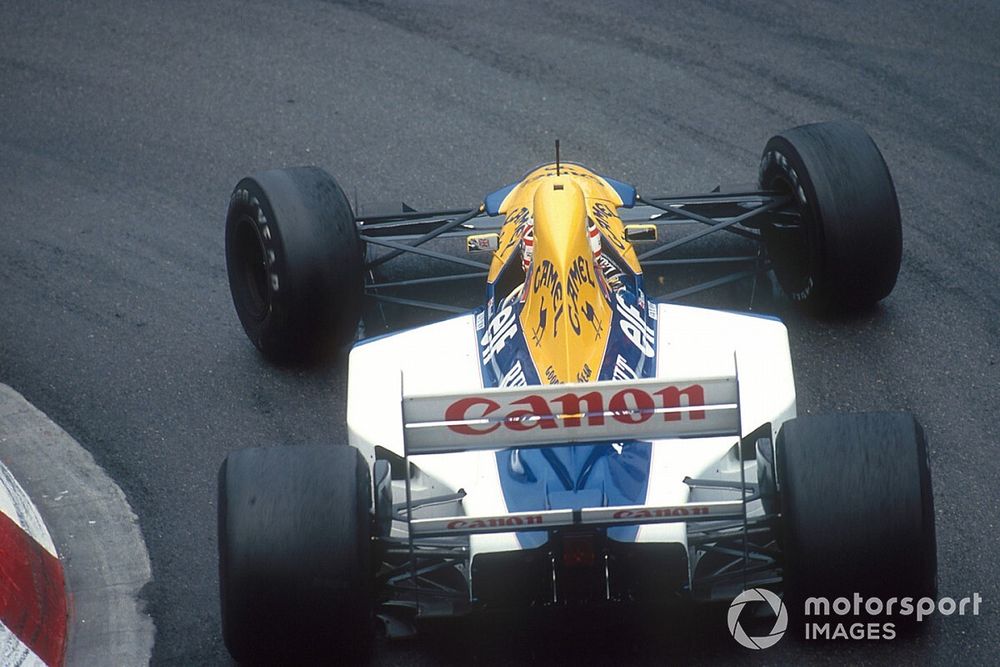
xmin=0 ymin=462 xmax=67 ymax=667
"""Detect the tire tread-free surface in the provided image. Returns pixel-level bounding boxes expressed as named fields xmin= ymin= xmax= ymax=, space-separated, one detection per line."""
xmin=218 ymin=445 xmax=373 ymax=663
xmin=777 ymin=412 xmax=936 ymax=610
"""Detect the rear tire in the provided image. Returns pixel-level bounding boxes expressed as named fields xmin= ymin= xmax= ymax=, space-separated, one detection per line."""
xmin=218 ymin=445 xmax=374 ymax=663
xmin=225 ymin=167 xmax=364 ymax=363
xmin=758 ymin=121 xmax=902 ymax=311
xmin=776 ymin=413 xmax=936 ymax=617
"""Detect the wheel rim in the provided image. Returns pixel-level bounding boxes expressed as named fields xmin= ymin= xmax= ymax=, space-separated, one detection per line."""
xmin=763 ymin=174 xmax=815 ymax=301
xmin=233 ymin=215 xmax=270 ymax=321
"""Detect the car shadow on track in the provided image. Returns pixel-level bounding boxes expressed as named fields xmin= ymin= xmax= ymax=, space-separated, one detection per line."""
xmin=379 ymin=603 xmax=743 ymax=666
xmin=376 ymin=599 xmax=937 ymax=666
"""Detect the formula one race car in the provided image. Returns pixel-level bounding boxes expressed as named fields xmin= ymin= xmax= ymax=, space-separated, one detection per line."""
xmin=217 ymin=121 xmax=936 ymax=662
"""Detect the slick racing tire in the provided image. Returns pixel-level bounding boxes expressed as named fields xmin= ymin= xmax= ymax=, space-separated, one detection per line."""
xmin=218 ymin=445 xmax=374 ymax=663
xmin=776 ymin=413 xmax=937 ymax=620
xmin=758 ymin=121 xmax=902 ymax=311
xmin=225 ymin=167 xmax=364 ymax=363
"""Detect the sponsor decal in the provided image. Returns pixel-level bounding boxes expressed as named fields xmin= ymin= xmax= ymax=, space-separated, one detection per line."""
xmin=445 ymin=514 xmax=545 ymax=530
xmin=499 ymin=359 xmax=528 ymax=388
xmin=591 ymin=201 xmax=627 ymax=250
xmin=501 ymin=207 xmax=531 ymax=252
xmin=612 ymin=506 xmax=709 ymax=519
xmin=566 ymin=254 xmax=602 ymax=337
xmin=480 ymin=304 xmax=518 ymax=364
xmin=443 ymin=383 xmax=707 ymax=435
xmin=615 ymin=291 xmax=655 ymax=357
xmin=596 ymin=253 xmax=624 ymax=291
xmin=612 ymin=354 xmax=638 ymax=381
xmin=529 ymin=259 xmax=563 ymax=343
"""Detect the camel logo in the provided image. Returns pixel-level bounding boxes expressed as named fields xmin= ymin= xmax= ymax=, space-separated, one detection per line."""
xmin=727 ymin=588 xmax=788 ymax=650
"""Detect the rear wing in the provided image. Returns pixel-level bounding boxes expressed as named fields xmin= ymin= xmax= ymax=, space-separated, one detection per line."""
xmin=403 ymin=374 xmax=739 ymax=454
xmin=400 ymin=363 xmax=746 ymax=537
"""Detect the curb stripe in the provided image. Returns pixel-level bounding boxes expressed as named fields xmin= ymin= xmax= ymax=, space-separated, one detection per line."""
xmin=1 ymin=620 xmax=47 ymax=667
xmin=0 ymin=462 xmax=57 ymax=557
xmin=0 ymin=510 xmax=66 ymax=667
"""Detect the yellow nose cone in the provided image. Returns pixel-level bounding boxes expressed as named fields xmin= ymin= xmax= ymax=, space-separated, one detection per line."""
xmin=520 ymin=177 xmax=611 ymax=384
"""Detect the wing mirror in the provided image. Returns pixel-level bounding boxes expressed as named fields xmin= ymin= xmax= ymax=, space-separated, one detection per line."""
xmin=466 ymin=233 xmax=500 ymax=254
xmin=624 ymin=224 xmax=657 ymax=242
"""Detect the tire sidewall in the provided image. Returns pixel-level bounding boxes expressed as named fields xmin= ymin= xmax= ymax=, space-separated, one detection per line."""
xmin=776 ymin=413 xmax=937 ymax=616
xmin=225 ymin=178 xmax=294 ymax=355
xmin=225 ymin=168 xmax=365 ymax=363
xmin=759 ymin=138 xmax=826 ymax=304
xmin=218 ymin=445 xmax=374 ymax=662
xmin=758 ymin=122 xmax=903 ymax=310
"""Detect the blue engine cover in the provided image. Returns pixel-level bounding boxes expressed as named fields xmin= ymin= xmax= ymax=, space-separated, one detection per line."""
xmin=475 ymin=282 xmax=658 ymax=547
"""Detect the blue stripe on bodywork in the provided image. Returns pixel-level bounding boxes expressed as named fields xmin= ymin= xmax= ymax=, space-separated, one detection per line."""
xmin=497 ymin=441 xmax=652 ymax=548
xmin=599 ymin=175 xmax=637 ymax=208
xmin=484 ymin=182 xmax=517 ymax=216
xmin=478 ymin=285 xmax=658 ymax=547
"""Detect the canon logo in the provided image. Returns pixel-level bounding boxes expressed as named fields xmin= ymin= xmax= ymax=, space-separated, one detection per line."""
xmin=444 ymin=385 xmax=706 ymax=436
xmin=612 ymin=506 xmax=709 ymax=519
xmin=445 ymin=515 xmax=544 ymax=530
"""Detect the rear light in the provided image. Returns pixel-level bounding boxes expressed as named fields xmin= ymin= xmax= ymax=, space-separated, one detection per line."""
xmin=561 ymin=533 xmax=596 ymax=568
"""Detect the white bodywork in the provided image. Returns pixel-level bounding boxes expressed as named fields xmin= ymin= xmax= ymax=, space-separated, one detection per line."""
xmin=347 ymin=303 xmax=796 ymax=574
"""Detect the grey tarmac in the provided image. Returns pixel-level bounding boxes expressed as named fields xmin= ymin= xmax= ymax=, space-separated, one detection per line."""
xmin=0 ymin=0 xmax=996 ymax=664
xmin=0 ymin=384 xmax=153 ymax=666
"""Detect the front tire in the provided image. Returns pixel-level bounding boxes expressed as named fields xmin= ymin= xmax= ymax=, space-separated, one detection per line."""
xmin=225 ymin=167 xmax=364 ymax=363
xmin=218 ymin=445 xmax=374 ymax=663
xmin=776 ymin=413 xmax=936 ymax=616
xmin=759 ymin=121 xmax=902 ymax=310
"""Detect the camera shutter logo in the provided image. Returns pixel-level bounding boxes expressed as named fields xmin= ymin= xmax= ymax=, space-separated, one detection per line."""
xmin=727 ymin=588 xmax=788 ymax=649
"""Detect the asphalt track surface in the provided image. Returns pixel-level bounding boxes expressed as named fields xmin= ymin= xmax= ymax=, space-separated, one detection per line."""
xmin=1 ymin=1 xmax=998 ymax=664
